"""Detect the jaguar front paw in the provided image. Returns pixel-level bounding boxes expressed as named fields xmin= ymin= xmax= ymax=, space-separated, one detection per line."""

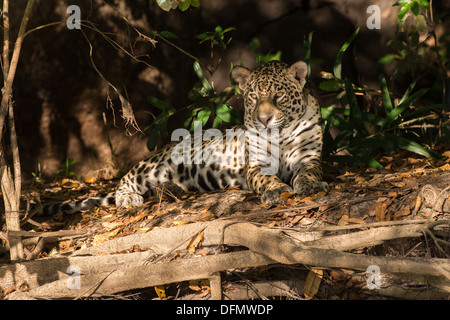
xmin=260 ymin=185 xmax=293 ymax=205
xmin=294 ymin=180 xmax=329 ymax=196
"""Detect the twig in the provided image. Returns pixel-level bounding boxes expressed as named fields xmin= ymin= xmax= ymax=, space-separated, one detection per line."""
xmin=74 ymin=268 xmax=117 ymax=300
xmin=220 ymin=196 xmax=380 ymax=220
xmin=423 ymin=228 xmax=449 ymax=258
xmin=80 ymin=28 xmax=142 ymax=135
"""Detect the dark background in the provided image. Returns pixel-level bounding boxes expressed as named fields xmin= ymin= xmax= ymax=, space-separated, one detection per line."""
xmin=6 ymin=0 xmax=449 ymax=179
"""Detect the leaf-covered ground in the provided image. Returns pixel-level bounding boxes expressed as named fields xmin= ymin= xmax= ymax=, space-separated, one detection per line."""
xmin=6 ymin=150 xmax=450 ymax=299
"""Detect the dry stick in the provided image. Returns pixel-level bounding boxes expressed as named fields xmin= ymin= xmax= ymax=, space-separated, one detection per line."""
xmin=79 ymin=28 xmax=142 ymax=134
xmin=221 ymin=223 xmax=450 ymax=284
xmin=8 ymin=250 xmax=274 ymax=299
xmin=300 ymin=220 xmax=450 ymax=251
xmin=209 ymin=272 xmax=222 ymax=300
xmin=1 ymin=0 xmax=35 ymax=261
xmin=4 ymin=220 xmax=449 ymax=298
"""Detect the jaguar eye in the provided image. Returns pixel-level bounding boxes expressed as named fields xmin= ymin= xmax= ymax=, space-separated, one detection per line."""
xmin=248 ymin=92 xmax=258 ymax=101
xmin=275 ymin=91 xmax=285 ymax=100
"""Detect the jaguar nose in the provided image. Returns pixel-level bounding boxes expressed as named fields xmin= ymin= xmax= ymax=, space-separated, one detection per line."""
xmin=257 ymin=115 xmax=272 ymax=127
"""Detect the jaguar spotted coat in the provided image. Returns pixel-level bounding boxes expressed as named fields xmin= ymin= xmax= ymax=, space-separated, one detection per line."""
xmin=38 ymin=60 xmax=329 ymax=216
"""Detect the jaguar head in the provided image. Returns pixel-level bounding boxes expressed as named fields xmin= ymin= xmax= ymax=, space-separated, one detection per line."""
xmin=232 ymin=60 xmax=308 ymax=130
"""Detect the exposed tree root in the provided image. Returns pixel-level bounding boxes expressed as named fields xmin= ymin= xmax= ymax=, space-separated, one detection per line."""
xmin=3 ymin=219 xmax=449 ymax=299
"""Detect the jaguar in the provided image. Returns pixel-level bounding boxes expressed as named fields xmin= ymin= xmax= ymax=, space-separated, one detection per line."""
xmin=38 ymin=60 xmax=329 ymax=216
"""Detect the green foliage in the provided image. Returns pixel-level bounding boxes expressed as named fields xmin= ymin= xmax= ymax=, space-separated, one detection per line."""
xmin=155 ymin=0 xmax=200 ymax=12
xmin=144 ymin=97 xmax=176 ymax=151
xmin=393 ymin=0 xmax=429 ymax=30
xmin=145 ymin=26 xmax=241 ymax=150
xmin=183 ymin=60 xmax=242 ymax=132
xmin=55 ymin=158 xmax=76 ymax=179
xmin=31 ymin=163 xmax=43 ymax=183
xmin=249 ymin=38 xmax=282 ymax=66
xmin=196 ymin=26 xmax=236 ymax=50
xmin=379 ymin=0 xmax=449 ymax=105
xmin=318 ymin=29 xmax=445 ymax=169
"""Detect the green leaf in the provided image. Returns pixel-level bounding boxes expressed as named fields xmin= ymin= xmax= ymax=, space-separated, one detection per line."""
xmin=381 ymin=87 xmax=429 ymax=130
xmin=212 ymin=116 xmax=223 ymax=129
xmin=147 ymin=124 xmax=160 ymax=151
xmin=319 ymin=80 xmax=342 ymax=92
xmin=393 ymin=0 xmax=411 ymax=6
xmin=378 ymin=74 xmax=393 ymax=113
xmin=326 ymin=152 xmax=383 ymax=169
xmin=249 ymin=38 xmax=261 ymax=51
xmin=417 ymin=0 xmax=430 ymax=9
xmin=159 ymin=30 xmax=178 ymax=39
xmin=344 ymin=78 xmax=364 ymax=133
xmin=260 ymin=51 xmax=282 ymax=64
xmin=215 ymin=104 xmax=242 ymax=124
xmin=375 ymin=54 xmax=396 ymax=69
xmin=222 ymin=27 xmax=236 ymax=34
xmin=156 ymin=0 xmax=176 ymax=11
xmin=195 ymin=108 xmax=212 ymax=126
xmin=402 ymin=103 xmax=446 ymax=120
xmin=410 ymin=1 xmax=419 ymax=15
xmin=397 ymin=4 xmax=411 ymax=21
xmin=398 ymin=78 xmax=419 ymax=105
xmin=383 ymin=134 xmax=442 ymax=158
xmin=415 ymin=14 xmax=427 ymax=32
xmin=193 ymin=61 xmax=212 ymax=92
xmin=334 ymin=28 xmax=359 ymax=80
xmin=183 ymin=108 xmax=197 ymax=129
xmin=148 ymin=96 xmax=172 ymax=112
xmin=178 ymin=0 xmax=191 ymax=11
xmin=361 ymin=111 xmax=384 ymax=126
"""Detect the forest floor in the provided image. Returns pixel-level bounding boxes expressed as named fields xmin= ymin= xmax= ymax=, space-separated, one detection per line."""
xmin=1 ymin=150 xmax=450 ymax=300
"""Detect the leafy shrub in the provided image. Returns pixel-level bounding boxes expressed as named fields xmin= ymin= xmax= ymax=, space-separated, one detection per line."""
xmin=318 ymin=24 xmax=446 ymax=169
xmin=145 ymin=26 xmax=242 ymax=150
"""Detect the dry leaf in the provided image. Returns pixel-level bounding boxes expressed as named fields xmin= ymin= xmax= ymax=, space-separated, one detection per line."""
xmin=391 ymin=181 xmax=406 ymax=188
xmin=187 ymin=230 xmax=204 ymax=254
xmin=290 ymin=215 xmax=303 ymax=225
xmin=93 ymin=228 xmax=122 ymax=245
xmin=375 ymin=202 xmax=387 ymax=222
xmin=375 ymin=198 xmax=392 ymax=222
xmin=281 ymin=192 xmax=293 ymax=199
xmin=388 ymin=191 xmax=398 ymax=198
xmin=172 ymin=220 xmax=189 ymax=226
xmin=299 ymin=217 xmax=314 ymax=225
xmin=130 ymin=212 xmax=148 ymax=224
xmin=368 ymin=203 xmax=377 ymax=217
xmin=413 ymin=196 xmax=422 ymax=214
xmin=84 ymin=177 xmax=96 ymax=183
xmin=347 ymin=217 xmax=366 ymax=224
xmin=355 ymin=176 xmax=366 ymax=184
xmin=154 ymin=285 xmax=166 ymax=299
xmin=102 ymin=221 xmax=124 ymax=230
xmin=189 ymin=279 xmax=209 ymax=291
xmin=338 ymin=215 xmax=349 ymax=226
xmin=394 ymin=206 xmax=411 ymax=219
xmin=195 ymin=247 xmax=211 ymax=256
xmin=304 ymin=269 xmax=323 ymax=299
xmin=60 ymin=179 xmax=80 ymax=188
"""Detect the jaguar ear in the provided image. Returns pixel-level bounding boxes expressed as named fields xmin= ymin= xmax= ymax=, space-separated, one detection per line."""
xmin=288 ymin=61 xmax=308 ymax=90
xmin=232 ymin=66 xmax=251 ymax=91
